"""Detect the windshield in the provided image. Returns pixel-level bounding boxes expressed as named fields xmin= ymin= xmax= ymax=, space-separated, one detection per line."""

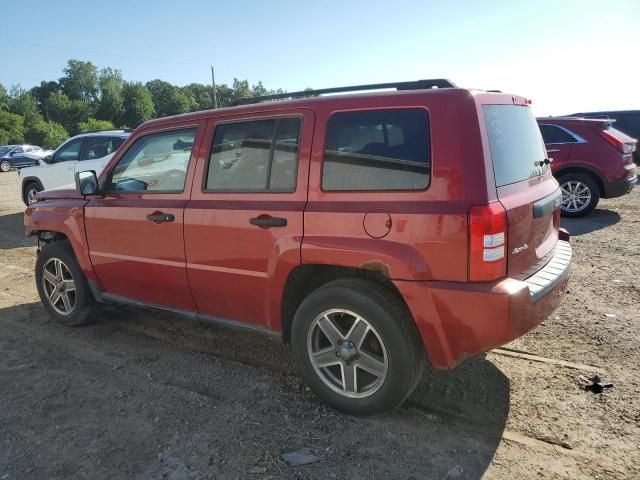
xmin=0 ymin=147 xmax=11 ymax=155
xmin=483 ymin=105 xmax=549 ymax=187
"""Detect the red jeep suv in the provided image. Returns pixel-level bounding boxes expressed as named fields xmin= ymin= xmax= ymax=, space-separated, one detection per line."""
xmin=25 ymin=80 xmax=572 ymax=415
xmin=537 ymin=117 xmax=637 ymax=217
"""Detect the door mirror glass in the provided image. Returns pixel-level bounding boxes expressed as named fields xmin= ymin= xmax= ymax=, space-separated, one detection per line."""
xmin=75 ymin=170 xmax=99 ymax=196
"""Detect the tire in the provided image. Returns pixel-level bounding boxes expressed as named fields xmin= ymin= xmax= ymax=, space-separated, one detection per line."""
xmin=558 ymin=173 xmax=600 ymax=218
xmin=291 ymin=279 xmax=428 ymax=416
xmin=35 ymin=240 xmax=97 ymax=326
xmin=23 ymin=181 xmax=43 ymax=206
xmin=0 ymin=160 xmax=11 ymax=172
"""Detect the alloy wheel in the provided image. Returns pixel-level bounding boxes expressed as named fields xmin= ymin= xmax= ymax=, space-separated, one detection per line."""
xmin=560 ymin=180 xmax=592 ymax=213
xmin=41 ymin=258 xmax=77 ymax=315
xmin=307 ymin=308 xmax=388 ymax=398
xmin=0 ymin=160 xmax=10 ymax=172
xmin=27 ymin=187 xmax=40 ymax=205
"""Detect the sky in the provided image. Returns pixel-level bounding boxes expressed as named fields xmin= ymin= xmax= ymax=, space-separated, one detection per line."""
xmin=1 ymin=0 xmax=639 ymax=116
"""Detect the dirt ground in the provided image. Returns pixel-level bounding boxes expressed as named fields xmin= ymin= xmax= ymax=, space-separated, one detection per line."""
xmin=0 ymin=170 xmax=638 ymax=480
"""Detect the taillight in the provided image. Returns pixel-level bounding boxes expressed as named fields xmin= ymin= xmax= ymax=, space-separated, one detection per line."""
xmin=601 ymin=130 xmax=635 ymax=154
xmin=469 ymin=202 xmax=507 ymax=281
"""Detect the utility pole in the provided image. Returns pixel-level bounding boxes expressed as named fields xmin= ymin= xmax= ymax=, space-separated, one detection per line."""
xmin=211 ymin=66 xmax=218 ymax=109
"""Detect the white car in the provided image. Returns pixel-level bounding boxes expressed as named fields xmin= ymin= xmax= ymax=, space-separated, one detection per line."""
xmin=18 ymin=130 xmax=130 ymax=205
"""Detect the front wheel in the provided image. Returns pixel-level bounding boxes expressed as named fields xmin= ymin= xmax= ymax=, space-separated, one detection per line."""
xmin=23 ymin=181 xmax=43 ymax=206
xmin=291 ymin=279 xmax=428 ymax=416
xmin=35 ymin=241 xmax=97 ymax=326
xmin=0 ymin=160 xmax=11 ymax=172
xmin=558 ymin=173 xmax=600 ymax=217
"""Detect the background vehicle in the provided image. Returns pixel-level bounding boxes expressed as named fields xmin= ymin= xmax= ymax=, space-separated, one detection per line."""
xmin=25 ymin=80 xmax=571 ymax=416
xmin=538 ymin=117 xmax=636 ymax=217
xmin=570 ymin=110 xmax=640 ymax=165
xmin=18 ymin=130 xmax=130 ymax=205
xmin=0 ymin=145 xmax=44 ymax=171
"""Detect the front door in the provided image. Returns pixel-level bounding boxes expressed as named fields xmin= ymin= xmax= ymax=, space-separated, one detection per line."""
xmin=44 ymin=137 xmax=85 ymax=189
xmin=84 ymin=123 xmax=204 ymax=311
xmin=185 ymin=110 xmax=314 ymax=329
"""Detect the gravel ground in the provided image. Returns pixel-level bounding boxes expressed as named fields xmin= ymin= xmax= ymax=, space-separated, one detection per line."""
xmin=0 ymin=170 xmax=638 ymax=479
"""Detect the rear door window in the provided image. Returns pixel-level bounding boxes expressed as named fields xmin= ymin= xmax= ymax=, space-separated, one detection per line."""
xmin=539 ymin=124 xmax=577 ymax=144
xmin=205 ymin=117 xmax=301 ymax=192
xmin=322 ymin=109 xmax=430 ymax=191
xmin=483 ymin=105 xmax=548 ymax=187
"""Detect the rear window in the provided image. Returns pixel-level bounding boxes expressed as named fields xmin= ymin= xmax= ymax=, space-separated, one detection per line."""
xmin=322 ymin=109 xmax=430 ymax=191
xmin=483 ymin=105 xmax=548 ymax=187
xmin=604 ymin=125 xmax=636 ymax=144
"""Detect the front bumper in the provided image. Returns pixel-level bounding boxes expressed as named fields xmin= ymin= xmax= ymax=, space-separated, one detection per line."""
xmin=603 ymin=172 xmax=636 ymax=198
xmin=394 ymin=239 xmax=572 ymax=369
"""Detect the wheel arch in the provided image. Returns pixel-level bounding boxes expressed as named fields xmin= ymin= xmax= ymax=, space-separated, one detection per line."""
xmin=21 ymin=176 xmax=44 ymax=203
xmin=280 ymin=264 xmax=411 ymax=345
xmin=554 ymin=165 xmax=605 ymax=196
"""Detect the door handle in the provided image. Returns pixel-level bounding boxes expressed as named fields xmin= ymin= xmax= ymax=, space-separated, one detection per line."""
xmin=146 ymin=211 xmax=175 ymax=223
xmin=249 ymin=215 xmax=287 ymax=227
xmin=546 ymin=149 xmax=561 ymax=153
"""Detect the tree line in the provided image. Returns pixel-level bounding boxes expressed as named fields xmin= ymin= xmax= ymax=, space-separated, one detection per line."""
xmin=0 ymin=59 xmax=283 ymax=148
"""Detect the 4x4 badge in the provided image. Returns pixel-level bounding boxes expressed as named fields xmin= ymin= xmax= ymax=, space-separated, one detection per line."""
xmin=512 ymin=243 xmax=529 ymax=255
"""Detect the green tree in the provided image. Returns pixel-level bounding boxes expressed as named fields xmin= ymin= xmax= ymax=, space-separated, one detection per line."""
xmin=0 ymin=84 xmax=9 ymax=111
xmin=46 ymin=91 xmax=93 ymax=135
xmin=97 ymin=68 xmax=124 ymax=125
xmin=121 ymin=82 xmax=155 ymax=128
xmin=146 ymin=79 xmax=194 ymax=117
xmin=9 ymin=88 xmax=42 ymax=124
xmin=24 ymin=118 xmax=68 ymax=149
xmin=181 ymin=83 xmax=213 ymax=111
xmin=30 ymin=81 xmax=61 ymax=119
xmin=77 ymin=118 xmax=115 ymax=132
xmin=60 ymin=59 xmax=99 ymax=103
xmin=0 ymin=110 xmax=26 ymax=145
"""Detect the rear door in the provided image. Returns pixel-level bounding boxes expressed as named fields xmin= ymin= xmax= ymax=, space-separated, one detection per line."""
xmin=84 ymin=123 xmax=203 ymax=310
xmin=185 ymin=109 xmax=314 ymax=329
xmin=538 ymin=123 xmax=577 ymax=169
xmin=482 ymin=104 xmax=561 ymax=278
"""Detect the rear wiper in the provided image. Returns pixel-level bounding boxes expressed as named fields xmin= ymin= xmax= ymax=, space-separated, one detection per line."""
xmin=534 ymin=158 xmax=553 ymax=167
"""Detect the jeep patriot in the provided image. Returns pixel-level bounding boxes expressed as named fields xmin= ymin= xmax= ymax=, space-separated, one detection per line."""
xmin=24 ymin=79 xmax=572 ymax=415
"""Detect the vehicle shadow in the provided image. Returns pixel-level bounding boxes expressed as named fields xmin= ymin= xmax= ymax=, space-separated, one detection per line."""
xmin=2 ymin=301 xmax=509 ymax=479
xmin=0 ymin=212 xmax=35 ymax=250
xmin=561 ymin=208 xmax=621 ymax=236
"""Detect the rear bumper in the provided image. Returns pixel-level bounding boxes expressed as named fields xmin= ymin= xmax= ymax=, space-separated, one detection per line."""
xmin=394 ymin=239 xmax=572 ymax=369
xmin=603 ymin=174 xmax=636 ymax=198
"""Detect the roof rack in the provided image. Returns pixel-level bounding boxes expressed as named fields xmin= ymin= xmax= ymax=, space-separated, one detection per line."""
xmin=231 ymin=79 xmax=457 ymax=106
xmin=79 ymin=128 xmax=134 ymax=134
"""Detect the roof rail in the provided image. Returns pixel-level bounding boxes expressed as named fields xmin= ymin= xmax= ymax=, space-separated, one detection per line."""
xmin=79 ymin=128 xmax=134 ymax=134
xmin=231 ymin=79 xmax=457 ymax=106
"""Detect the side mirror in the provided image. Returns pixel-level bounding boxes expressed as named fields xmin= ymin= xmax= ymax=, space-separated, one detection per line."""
xmin=75 ymin=170 xmax=99 ymax=196
xmin=42 ymin=154 xmax=54 ymax=164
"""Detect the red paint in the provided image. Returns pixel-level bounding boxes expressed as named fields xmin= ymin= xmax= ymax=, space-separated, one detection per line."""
xmin=538 ymin=117 xmax=637 ymax=194
xmin=25 ymin=87 xmax=572 ymax=369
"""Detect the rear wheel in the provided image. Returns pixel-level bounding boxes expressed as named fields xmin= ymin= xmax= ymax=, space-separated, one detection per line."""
xmin=291 ymin=279 xmax=428 ymax=416
xmin=35 ymin=241 xmax=97 ymax=326
xmin=558 ymin=173 xmax=600 ymax=217
xmin=0 ymin=160 xmax=11 ymax=172
xmin=23 ymin=181 xmax=43 ymax=206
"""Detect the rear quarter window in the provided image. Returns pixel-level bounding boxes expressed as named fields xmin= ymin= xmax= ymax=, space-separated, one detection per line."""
xmin=483 ymin=105 xmax=548 ymax=187
xmin=322 ymin=108 xmax=430 ymax=191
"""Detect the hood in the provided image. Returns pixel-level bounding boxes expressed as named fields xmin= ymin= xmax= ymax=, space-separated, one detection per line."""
xmin=36 ymin=185 xmax=83 ymax=201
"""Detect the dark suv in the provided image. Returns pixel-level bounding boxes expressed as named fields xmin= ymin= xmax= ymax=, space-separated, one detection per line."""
xmin=24 ymin=80 xmax=572 ymax=415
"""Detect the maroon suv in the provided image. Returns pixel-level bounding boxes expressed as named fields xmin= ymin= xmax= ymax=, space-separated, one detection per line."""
xmin=25 ymin=80 xmax=572 ymax=415
xmin=537 ymin=117 xmax=637 ymax=217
